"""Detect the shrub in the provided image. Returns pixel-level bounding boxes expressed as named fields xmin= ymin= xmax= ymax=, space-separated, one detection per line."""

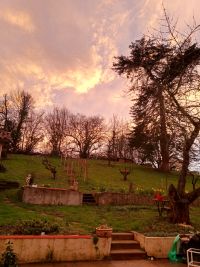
xmin=1 ymin=241 xmax=18 ymax=267
xmin=13 ymin=219 xmax=59 ymax=235
xmin=135 ymin=186 xmax=165 ymax=197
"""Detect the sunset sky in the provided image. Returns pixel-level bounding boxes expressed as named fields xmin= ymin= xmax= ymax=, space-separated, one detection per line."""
xmin=0 ymin=0 xmax=199 ymax=120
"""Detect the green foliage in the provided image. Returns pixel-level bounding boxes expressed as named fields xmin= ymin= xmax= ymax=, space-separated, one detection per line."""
xmin=13 ymin=219 xmax=59 ymax=235
xmin=135 ymin=186 xmax=165 ymax=197
xmin=92 ymin=235 xmax=99 ymax=246
xmin=1 ymin=241 xmax=18 ymax=267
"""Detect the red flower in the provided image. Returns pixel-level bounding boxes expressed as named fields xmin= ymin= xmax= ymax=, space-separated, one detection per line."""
xmin=154 ymin=193 xmax=164 ymax=201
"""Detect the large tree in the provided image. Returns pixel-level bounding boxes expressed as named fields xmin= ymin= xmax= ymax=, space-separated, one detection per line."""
xmin=113 ymin=37 xmax=173 ymax=171
xmin=113 ymin=14 xmax=200 ymax=224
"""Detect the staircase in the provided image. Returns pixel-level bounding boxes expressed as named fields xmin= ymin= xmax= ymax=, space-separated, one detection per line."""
xmin=82 ymin=193 xmax=96 ymax=205
xmin=110 ymin=232 xmax=146 ymax=260
xmin=0 ymin=180 xmax=19 ymax=190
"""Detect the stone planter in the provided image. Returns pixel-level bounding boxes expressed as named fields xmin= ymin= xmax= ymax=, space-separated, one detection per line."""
xmin=96 ymin=227 xmax=113 ymax=238
xmin=133 ymin=231 xmax=176 ymax=258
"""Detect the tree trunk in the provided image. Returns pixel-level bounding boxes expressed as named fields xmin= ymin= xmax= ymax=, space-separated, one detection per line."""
xmin=178 ymin=124 xmax=200 ymax=194
xmin=158 ymin=90 xmax=169 ymax=172
xmin=168 ymin=184 xmax=190 ymax=224
xmin=167 ymin=125 xmax=200 ymax=224
xmin=80 ymin=151 xmax=88 ymax=159
xmin=169 ymin=200 xmax=190 ymax=224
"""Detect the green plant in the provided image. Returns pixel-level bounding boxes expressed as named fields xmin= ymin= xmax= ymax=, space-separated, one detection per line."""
xmin=45 ymin=248 xmax=54 ymax=262
xmin=1 ymin=241 xmax=18 ymax=267
xmin=13 ymin=219 xmax=59 ymax=235
xmin=93 ymin=235 xmax=99 ymax=246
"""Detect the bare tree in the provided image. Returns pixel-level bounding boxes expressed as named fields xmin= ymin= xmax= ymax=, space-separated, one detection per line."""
xmin=20 ymin=111 xmax=44 ymax=153
xmin=68 ymin=114 xmax=106 ymax=158
xmin=45 ymin=107 xmax=70 ymax=156
xmin=106 ymin=115 xmax=132 ymax=161
xmin=0 ymin=94 xmax=10 ymax=130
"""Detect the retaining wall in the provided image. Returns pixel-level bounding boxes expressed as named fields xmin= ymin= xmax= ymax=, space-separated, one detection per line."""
xmin=22 ymin=187 xmax=200 ymax=207
xmin=0 ymin=235 xmax=111 ymax=263
xmin=22 ymin=186 xmax=83 ymax=205
xmin=94 ymin=192 xmax=200 ymax=206
xmin=94 ymin=192 xmax=154 ymax=206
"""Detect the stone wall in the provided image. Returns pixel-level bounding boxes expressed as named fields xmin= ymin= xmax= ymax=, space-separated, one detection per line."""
xmin=94 ymin=192 xmax=154 ymax=206
xmin=0 ymin=235 xmax=111 ymax=263
xmin=94 ymin=192 xmax=200 ymax=207
xmin=22 ymin=186 xmax=83 ymax=205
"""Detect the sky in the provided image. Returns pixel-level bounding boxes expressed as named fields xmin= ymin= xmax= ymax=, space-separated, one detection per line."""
xmin=0 ymin=0 xmax=199 ymax=120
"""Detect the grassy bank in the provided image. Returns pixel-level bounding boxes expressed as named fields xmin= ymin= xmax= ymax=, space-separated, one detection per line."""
xmin=0 ymin=153 xmax=189 ymax=193
xmin=0 ymin=154 xmax=199 ymax=235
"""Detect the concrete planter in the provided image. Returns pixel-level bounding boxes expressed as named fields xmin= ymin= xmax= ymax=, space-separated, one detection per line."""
xmin=133 ymin=231 xmax=175 ymax=258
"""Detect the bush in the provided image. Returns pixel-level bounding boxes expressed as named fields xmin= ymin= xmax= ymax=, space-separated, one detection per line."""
xmin=13 ymin=219 xmax=59 ymax=235
xmin=1 ymin=241 xmax=18 ymax=267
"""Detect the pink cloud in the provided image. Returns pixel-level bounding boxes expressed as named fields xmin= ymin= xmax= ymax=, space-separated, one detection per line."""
xmin=0 ymin=0 xmax=199 ymax=119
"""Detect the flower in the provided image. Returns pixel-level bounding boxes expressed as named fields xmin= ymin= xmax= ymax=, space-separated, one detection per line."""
xmin=154 ymin=192 xmax=164 ymax=201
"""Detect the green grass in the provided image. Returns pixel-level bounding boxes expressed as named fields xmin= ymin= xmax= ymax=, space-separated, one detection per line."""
xmin=0 ymin=154 xmax=199 ymax=236
xmin=0 ymin=154 xmax=188 ymax=193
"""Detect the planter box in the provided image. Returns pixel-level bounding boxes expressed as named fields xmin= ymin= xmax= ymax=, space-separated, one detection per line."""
xmin=133 ymin=231 xmax=176 ymax=258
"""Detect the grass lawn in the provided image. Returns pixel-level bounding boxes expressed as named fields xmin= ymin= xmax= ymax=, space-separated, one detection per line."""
xmin=0 ymin=154 xmax=189 ymax=193
xmin=0 ymin=154 xmax=199 ymax=236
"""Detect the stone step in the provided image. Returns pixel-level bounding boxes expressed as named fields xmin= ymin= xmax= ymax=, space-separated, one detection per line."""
xmin=112 ymin=232 xmax=134 ymax=240
xmin=83 ymin=198 xmax=95 ymax=202
xmin=111 ymin=240 xmax=140 ymax=250
xmin=0 ymin=180 xmax=19 ymax=190
xmin=82 ymin=193 xmax=96 ymax=204
xmin=110 ymin=248 xmax=146 ymax=260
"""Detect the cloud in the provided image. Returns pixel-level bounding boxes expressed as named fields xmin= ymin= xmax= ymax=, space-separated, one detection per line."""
xmin=0 ymin=8 xmax=35 ymax=32
xmin=0 ymin=0 xmax=199 ymax=119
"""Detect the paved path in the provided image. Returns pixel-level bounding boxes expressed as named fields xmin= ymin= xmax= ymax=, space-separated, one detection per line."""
xmin=21 ymin=259 xmax=186 ymax=267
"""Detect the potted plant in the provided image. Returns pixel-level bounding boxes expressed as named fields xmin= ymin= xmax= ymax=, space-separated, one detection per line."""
xmin=95 ymin=224 xmax=113 ymax=238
